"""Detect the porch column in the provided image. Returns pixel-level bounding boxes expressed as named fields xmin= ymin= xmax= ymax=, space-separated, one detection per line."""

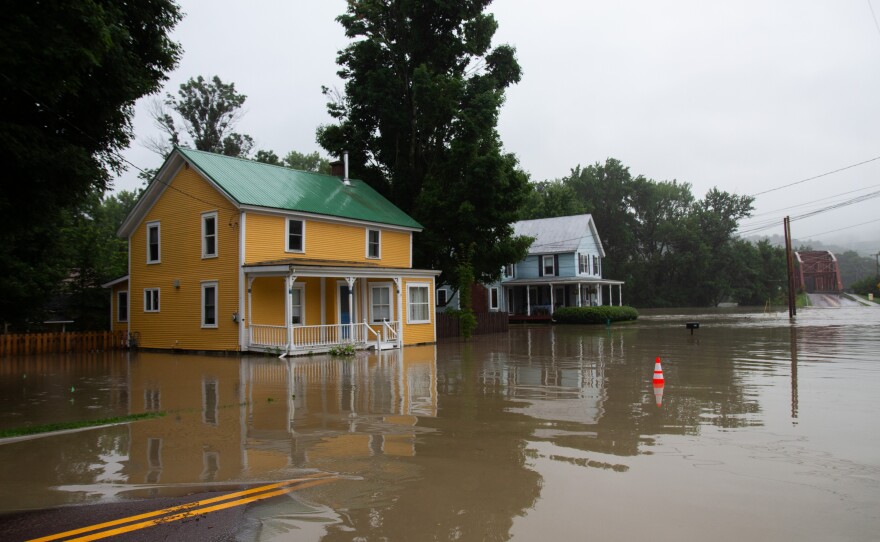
xmin=286 ymin=275 xmax=297 ymax=351
xmin=549 ymin=284 xmax=555 ymax=315
xmin=247 ymin=276 xmax=254 ymax=345
xmin=576 ymin=284 xmax=581 ymax=307
xmin=346 ymin=277 xmax=356 ymax=342
xmin=619 ymin=284 xmax=623 ymax=306
xmin=526 ymin=285 xmax=531 ymax=316
xmin=394 ymin=277 xmax=403 ymax=348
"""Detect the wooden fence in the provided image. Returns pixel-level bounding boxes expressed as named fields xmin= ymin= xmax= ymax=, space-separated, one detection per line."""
xmin=437 ymin=312 xmax=509 ymax=340
xmin=0 ymin=330 xmax=129 ymax=357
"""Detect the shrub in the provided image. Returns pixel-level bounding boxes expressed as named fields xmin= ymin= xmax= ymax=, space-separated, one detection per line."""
xmin=553 ymin=306 xmax=639 ymax=325
xmin=328 ymin=344 xmax=356 ymax=356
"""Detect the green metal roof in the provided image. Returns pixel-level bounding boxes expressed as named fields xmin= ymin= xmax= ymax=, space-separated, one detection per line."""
xmin=176 ymin=147 xmax=422 ymax=230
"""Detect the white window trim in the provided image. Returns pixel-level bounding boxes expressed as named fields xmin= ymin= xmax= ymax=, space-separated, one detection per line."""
xmin=201 ymin=281 xmax=218 ymax=328
xmin=366 ymin=228 xmax=381 ymax=259
xmin=504 ymin=263 xmax=515 ymax=279
xmin=144 ymin=288 xmax=160 ymax=313
xmin=285 ymin=218 xmax=305 ymax=253
xmin=436 ymin=288 xmax=448 ymax=306
xmin=290 ymin=284 xmax=306 ymax=326
xmin=489 ymin=286 xmax=500 ymax=311
xmin=407 ymin=282 xmax=431 ymax=324
xmin=146 ymin=222 xmax=161 ymax=264
xmin=202 ymin=212 xmax=218 ymax=259
xmin=542 ymin=255 xmax=555 ymax=276
xmin=369 ymin=282 xmax=393 ymax=323
xmin=117 ymin=290 xmax=128 ymax=322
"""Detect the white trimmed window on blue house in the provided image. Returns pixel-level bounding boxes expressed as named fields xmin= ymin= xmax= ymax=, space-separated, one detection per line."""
xmin=437 ymin=288 xmax=448 ymax=306
xmin=542 ymin=255 xmax=555 ymax=276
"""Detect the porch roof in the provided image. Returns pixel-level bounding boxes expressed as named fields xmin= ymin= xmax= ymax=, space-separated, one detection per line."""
xmin=243 ymin=258 xmax=440 ymax=278
xmin=502 ymin=276 xmax=624 ymax=286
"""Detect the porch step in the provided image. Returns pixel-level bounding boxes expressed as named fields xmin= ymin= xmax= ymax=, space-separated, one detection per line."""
xmin=370 ymin=341 xmax=399 ymax=351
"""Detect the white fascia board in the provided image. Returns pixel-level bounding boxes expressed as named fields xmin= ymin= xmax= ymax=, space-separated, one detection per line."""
xmin=243 ymin=264 xmax=440 ymax=279
xmin=116 ymin=151 xmax=241 ymax=238
xmin=101 ymin=275 xmax=130 ymax=289
xmin=239 ymin=205 xmax=422 ymax=234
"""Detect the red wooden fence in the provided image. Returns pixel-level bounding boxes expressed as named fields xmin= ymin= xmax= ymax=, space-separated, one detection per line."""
xmin=0 ymin=330 xmax=128 ymax=357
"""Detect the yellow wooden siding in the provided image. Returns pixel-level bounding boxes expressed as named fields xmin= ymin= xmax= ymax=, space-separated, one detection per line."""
xmin=401 ymin=277 xmax=435 ymax=346
xmin=244 ymin=212 xmax=411 ymax=267
xmin=109 ymin=282 xmax=128 ymax=333
xmin=129 ymin=166 xmax=240 ymax=350
xmin=250 ymin=277 xmax=285 ymax=326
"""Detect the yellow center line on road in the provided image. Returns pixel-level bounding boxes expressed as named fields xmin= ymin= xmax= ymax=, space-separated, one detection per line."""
xmin=28 ymin=473 xmax=336 ymax=542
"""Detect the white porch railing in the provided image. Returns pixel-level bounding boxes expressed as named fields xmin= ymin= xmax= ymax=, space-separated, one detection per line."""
xmin=249 ymin=322 xmax=401 ymax=353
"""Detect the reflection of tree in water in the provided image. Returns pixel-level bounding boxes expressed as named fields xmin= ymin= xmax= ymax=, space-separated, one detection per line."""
xmin=320 ymin=344 xmax=542 ymax=542
xmin=478 ymin=325 xmax=758 ymax=458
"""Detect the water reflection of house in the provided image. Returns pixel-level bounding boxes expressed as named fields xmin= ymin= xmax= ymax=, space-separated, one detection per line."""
xmin=123 ymin=347 xmax=438 ymax=485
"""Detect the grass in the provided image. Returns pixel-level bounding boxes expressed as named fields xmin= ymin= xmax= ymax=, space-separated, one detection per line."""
xmin=0 ymin=411 xmax=166 ymax=439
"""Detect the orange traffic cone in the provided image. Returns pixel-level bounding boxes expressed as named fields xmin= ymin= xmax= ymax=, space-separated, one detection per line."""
xmin=652 ymin=357 xmax=664 ymax=385
xmin=653 ymin=382 xmax=664 ymax=407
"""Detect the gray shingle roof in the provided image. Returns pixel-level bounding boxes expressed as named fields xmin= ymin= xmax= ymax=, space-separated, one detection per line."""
xmin=513 ymin=214 xmax=603 ymax=255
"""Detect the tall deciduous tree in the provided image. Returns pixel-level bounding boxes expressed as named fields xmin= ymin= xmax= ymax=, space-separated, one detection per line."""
xmin=255 ymin=149 xmax=331 ymax=173
xmin=148 ymin=75 xmax=253 ymax=158
xmin=317 ymin=1 xmax=532 ymax=288
xmin=0 ymin=0 xmax=181 ymax=328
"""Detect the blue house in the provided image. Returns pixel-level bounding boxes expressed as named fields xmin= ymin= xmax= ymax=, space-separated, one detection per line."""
xmin=437 ymin=214 xmax=625 ymax=319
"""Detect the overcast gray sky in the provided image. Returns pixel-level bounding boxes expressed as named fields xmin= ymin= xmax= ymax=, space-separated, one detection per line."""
xmin=117 ymin=0 xmax=880 ymax=252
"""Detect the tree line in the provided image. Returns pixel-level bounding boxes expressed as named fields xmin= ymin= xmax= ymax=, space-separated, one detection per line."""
xmin=3 ymin=1 xmax=875 ymax=331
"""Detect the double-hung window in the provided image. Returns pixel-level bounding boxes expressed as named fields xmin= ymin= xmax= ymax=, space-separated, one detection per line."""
xmin=202 ymin=212 xmax=217 ymax=258
xmin=144 ymin=288 xmax=160 ymax=312
xmin=593 ymin=255 xmax=600 ymax=276
xmin=290 ymin=285 xmax=305 ymax=325
xmin=542 ymin=255 xmax=556 ymax=276
xmin=489 ymin=287 xmax=500 ymax=311
xmin=436 ymin=289 xmax=448 ymax=306
xmin=504 ymin=264 xmax=515 ymax=278
xmin=147 ymin=222 xmax=161 ymax=264
xmin=201 ymin=282 xmax=217 ymax=328
xmin=578 ymin=254 xmax=588 ymax=274
xmin=287 ymin=218 xmax=304 ymax=252
xmin=367 ymin=229 xmax=381 ymax=259
xmin=370 ymin=285 xmax=392 ymax=322
xmin=407 ymin=284 xmax=430 ymax=323
xmin=117 ymin=291 xmax=128 ymax=322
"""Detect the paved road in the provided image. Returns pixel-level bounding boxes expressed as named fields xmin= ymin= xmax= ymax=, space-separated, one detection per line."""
xmin=0 ymin=475 xmax=338 ymax=541
xmin=807 ymin=293 xmax=874 ymax=308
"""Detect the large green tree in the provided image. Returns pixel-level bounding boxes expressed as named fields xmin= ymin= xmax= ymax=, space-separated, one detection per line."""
xmin=317 ymin=1 xmax=532 ymax=288
xmin=255 ymin=149 xmax=332 ymax=174
xmin=148 ymin=75 xmax=253 ymax=158
xmin=0 ymin=0 xmax=181 ymax=328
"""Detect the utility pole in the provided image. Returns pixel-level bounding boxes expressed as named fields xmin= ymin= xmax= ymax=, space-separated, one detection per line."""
xmin=784 ymin=216 xmax=796 ymax=318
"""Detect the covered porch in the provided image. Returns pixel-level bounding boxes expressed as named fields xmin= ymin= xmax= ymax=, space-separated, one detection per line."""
xmin=503 ymin=277 xmax=625 ymax=322
xmin=243 ymin=261 xmax=431 ymax=356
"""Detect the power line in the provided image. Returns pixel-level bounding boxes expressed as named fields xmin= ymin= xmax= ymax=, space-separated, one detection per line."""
xmin=737 ymin=188 xmax=880 ymax=236
xmin=869 ymin=0 xmax=880 ymax=43
xmin=749 ymin=155 xmax=880 ymax=197
xmin=798 ymin=216 xmax=880 ymax=239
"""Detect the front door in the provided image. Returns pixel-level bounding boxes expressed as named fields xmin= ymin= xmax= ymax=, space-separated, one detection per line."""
xmin=338 ymin=283 xmax=357 ymax=339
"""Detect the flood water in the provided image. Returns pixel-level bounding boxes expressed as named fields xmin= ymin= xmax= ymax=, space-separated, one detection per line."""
xmin=1 ymin=306 xmax=879 ymax=541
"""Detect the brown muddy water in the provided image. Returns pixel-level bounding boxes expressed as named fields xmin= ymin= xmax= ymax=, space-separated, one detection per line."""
xmin=1 ymin=306 xmax=879 ymax=541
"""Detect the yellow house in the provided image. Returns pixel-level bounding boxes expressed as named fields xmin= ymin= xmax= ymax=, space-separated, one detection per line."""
xmin=106 ymin=147 xmax=439 ymax=355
